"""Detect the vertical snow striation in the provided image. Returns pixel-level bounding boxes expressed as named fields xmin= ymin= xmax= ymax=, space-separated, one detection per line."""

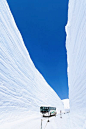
xmin=66 ymin=0 xmax=86 ymax=128
xmin=0 ymin=0 xmax=63 ymax=119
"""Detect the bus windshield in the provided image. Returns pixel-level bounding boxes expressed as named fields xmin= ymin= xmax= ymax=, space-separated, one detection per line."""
xmin=40 ymin=107 xmax=49 ymax=113
xmin=40 ymin=106 xmax=56 ymax=113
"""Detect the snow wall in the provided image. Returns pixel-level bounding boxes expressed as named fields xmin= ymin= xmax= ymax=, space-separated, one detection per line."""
xmin=0 ymin=0 xmax=64 ymax=125
xmin=66 ymin=0 xmax=86 ymax=128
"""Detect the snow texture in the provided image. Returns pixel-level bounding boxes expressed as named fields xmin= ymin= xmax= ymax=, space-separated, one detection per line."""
xmin=62 ymin=99 xmax=70 ymax=109
xmin=66 ymin=0 xmax=86 ymax=128
xmin=0 ymin=0 xmax=69 ymax=128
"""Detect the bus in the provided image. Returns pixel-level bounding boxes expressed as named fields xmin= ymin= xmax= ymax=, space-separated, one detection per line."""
xmin=40 ymin=106 xmax=56 ymax=117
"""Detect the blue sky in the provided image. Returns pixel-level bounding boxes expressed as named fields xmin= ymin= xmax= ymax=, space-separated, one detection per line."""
xmin=7 ymin=0 xmax=69 ymax=99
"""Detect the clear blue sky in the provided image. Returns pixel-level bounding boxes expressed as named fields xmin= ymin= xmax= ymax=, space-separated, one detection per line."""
xmin=7 ymin=0 xmax=69 ymax=100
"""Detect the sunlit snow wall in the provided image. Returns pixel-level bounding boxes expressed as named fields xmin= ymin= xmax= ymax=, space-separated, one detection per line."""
xmin=66 ymin=0 xmax=86 ymax=128
xmin=0 ymin=0 xmax=63 ymax=119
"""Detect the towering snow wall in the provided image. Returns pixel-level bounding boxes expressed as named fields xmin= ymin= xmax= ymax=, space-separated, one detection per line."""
xmin=66 ymin=0 xmax=86 ymax=128
xmin=0 ymin=0 xmax=63 ymax=117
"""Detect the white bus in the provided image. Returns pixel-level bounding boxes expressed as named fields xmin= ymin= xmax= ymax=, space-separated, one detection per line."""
xmin=40 ymin=106 xmax=57 ymax=117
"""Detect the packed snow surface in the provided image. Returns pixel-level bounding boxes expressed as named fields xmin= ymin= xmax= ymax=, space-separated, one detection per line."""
xmin=66 ymin=0 xmax=86 ymax=128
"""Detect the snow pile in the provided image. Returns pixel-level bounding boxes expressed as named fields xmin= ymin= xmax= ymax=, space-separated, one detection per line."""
xmin=66 ymin=0 xmax=86 ymax=128
xmin=62 ymin=99 xmax=70 ymax=109
xmin=0 ymin=0 xmax=67 ymax=128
